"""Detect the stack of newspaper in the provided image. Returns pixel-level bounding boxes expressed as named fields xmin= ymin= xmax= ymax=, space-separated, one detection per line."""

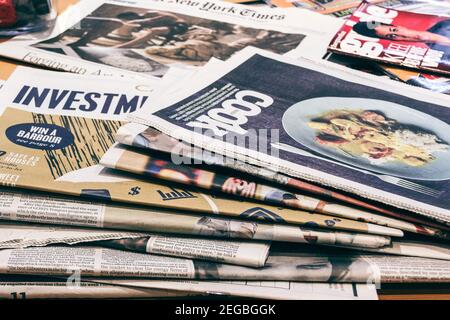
xmin=0 ymin=0 xmax=448 ymax=300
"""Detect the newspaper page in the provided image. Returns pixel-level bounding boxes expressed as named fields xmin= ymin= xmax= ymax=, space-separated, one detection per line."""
xmin=129 ymin=47 xmax=450 ymax=225
xmin=115 ymin=123 xmax=450 ymax=232
xmin=97 ymin=235 xmax=270 ymax=267
xmin=341 ymin=238 xmax=450 ymax=261
xmin=0 ymin=222 xmax=146 ymax=249
xmin=0 ymin=222 xmax=270 ymax=267
xmin=0 ymin=245 xmax=448 ymax=284
xmin=378 ymin=64 xmax=450 ymax=95
xmin=92 ymin=279 xmax=378 ymax=300
xmin=0 ymin=275 xmax=198 ymax=299
xmin=101 ymin=142 xmax=447 ymax=238
xmin=0 ymin=0 xmax=343 ymax=79
xmin=0 ymin=188 xmax=392 ymax=250
xmin=328 ymin=2 xmax=450 ymax=75
xmin=0 ymin=67 xmax=402 ymax=237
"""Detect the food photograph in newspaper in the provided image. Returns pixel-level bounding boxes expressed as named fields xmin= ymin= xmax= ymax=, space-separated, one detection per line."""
xmin=329 ymin=1 xmax=450 ymax=75
xmin=132 ymin=48 xmax=450 ymax=224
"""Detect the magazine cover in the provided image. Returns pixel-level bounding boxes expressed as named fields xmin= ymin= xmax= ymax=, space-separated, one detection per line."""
xmin=130 ymin=47 xmax=450 ymax=224
xmin=329 ymin=1 xmax=450 ymax=75
xmin=0 ymin=0 xmax=342 ymax=79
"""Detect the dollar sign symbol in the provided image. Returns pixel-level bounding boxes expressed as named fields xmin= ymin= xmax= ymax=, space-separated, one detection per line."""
xmin=129 ymin=186 xmax=141 ymax=196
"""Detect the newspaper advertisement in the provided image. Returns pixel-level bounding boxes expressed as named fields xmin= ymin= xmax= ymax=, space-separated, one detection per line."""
xmin=328 ymin=2 xmax=450 ymax=75
xmin=0 ymin=275 xmax=198 ymax=299
xmin=1 ymin=245 xmax=448 ymax=284
xmin=0 ymin=0 xmax=342 ymax=79
xmin=0 ymin=222 xmax=270 ymax=267
xmin=92 ymin=279 xmax=378 ymax=300
xmin=101 ymin=142 xmax=447 ymax=238
xmin=115 ymin=123 xmax=450 ymax=232
xmin=0 ymin=188 xmax=392 ymax=250
xmin=130 ymin=47 xmax=450 ymax=225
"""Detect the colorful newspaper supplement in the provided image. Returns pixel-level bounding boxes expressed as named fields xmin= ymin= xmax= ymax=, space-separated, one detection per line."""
xmin=116 ymin=122 xmax=450 ymax=232
xmin=101 ymin=143 xmax=447 ymax=238
xmin=130 ymin=47 xmax=450 ymax=223
xmin=0 ymin=188 xmax=392 ymax=249
xmin=0 ymin=0 xmax=341 ymax=78
xmin=329 ymin=1 xmax=450 ymax=75
xmin=0 ymin=69 xmax=403 ymax=236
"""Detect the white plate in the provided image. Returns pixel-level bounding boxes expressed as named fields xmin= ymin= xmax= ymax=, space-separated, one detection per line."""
xmin=282 ymin=97 xmax=450 ymax=181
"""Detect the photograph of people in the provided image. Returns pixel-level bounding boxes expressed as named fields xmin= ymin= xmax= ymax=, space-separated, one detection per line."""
xmin=193 ymin=254 xmax=375 ymax=282
xmin=34 ymin=4 xmax=305 ymax=73
xmin=352 ymin=19 xmax=450 ymax=62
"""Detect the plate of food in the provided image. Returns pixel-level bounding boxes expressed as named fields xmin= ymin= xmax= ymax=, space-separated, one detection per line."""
xmin=282 ymin=97 xmax=450 ymax=181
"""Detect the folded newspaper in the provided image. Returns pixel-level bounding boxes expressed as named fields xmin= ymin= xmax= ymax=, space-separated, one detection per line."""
xmin=0 ymin=274 xmax=377 ymax=300
xmin=0 ymin=275 xmax=200 ymax=300
xmin=114 ymin=122 xmax=450 ymax=232
xmin=0 ymin=66 xmax=402 ymax=237
xmin=129 ymin=46 xmax=450 ymax=225
xmin=90 ymin=278 xmax=378 ymax=300
xmin=0 ymin=188 xmax=392 ymax=250
xmin=0 ymin=222 xmax=270 ymax=267
xmin=100 ymin=142 xmax=448 ymax=238
xmin=0 ymin=0 xmax=342 ymax=79
xmin=1 ymin=245 xmax=449 ymax=284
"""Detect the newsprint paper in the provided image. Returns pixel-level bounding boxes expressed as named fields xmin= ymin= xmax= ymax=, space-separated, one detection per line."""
xmin=0 ymin=0 xmax=342 ymax=79
xmin=0 ymin=222 xmax=270 ymax=267
xmin=130 ymin=47 xmax=450 ymax=224
xmin=0 ymin=246 xmax=449 ymax=284
xmin=0 ymin=275 xmax=377 ymax=300
xmin=0 ymin=66 xmax=403 ymax=237
xmin=0 ymin=188 xmax=392 ymax=250
xmin=100 ymin=142 xmax=447 ymax=239
xmin=0 ymin=275 xmax=199 ymax=299
xmin=114 ymin=122 xmax=450 ymax=232
xmin=91 ymin=279 xmax=378 ymax=300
